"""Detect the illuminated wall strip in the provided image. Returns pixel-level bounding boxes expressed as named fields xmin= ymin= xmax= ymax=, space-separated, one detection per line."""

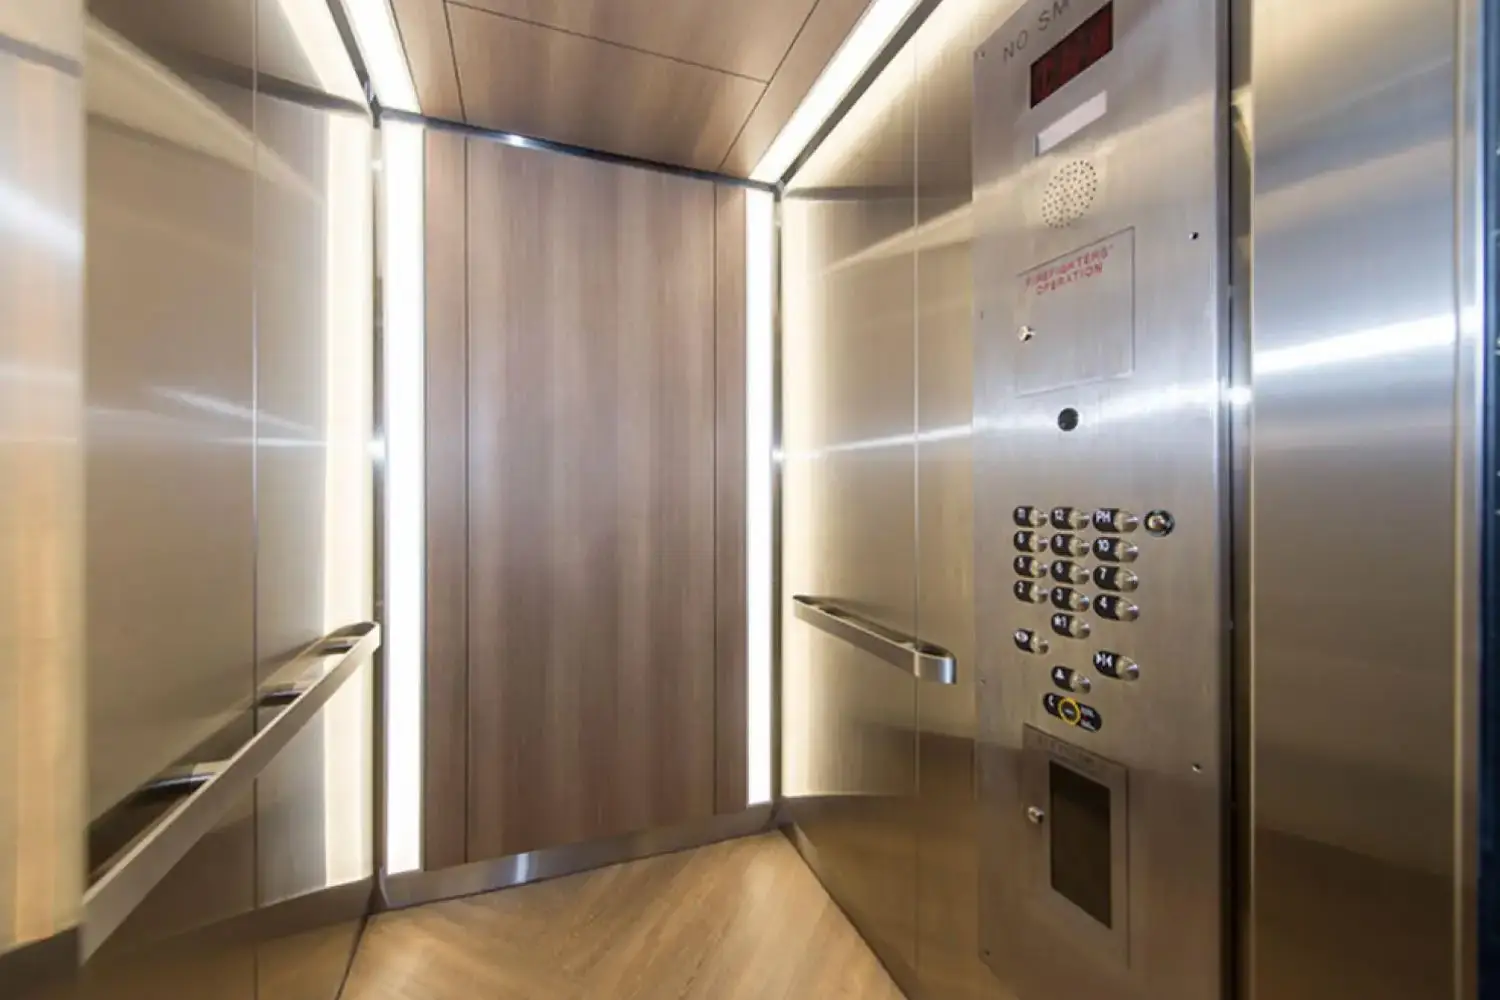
xmin=381 ymin=120 xmax=425 ymax=874
xmin=745 ymin=189 xmax=775 ymax=805
xmin=323 ymin=113 xmax=375 ymax=885
xmin=342 ymin=0 xmax=420 ymax=113
xmin=750 ymin=0 xmax=923 ymax=182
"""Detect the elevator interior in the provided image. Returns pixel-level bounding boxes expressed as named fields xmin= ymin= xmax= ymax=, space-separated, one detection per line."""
xmin=0 ymin=0 xmax=1490 ymax=998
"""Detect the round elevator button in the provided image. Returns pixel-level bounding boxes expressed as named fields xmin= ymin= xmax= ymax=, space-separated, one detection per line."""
xmin=1058 ymin=698 xmax=1081 ymax=725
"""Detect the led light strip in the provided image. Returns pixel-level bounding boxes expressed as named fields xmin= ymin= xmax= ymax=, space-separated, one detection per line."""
xmin=745 ymin=190 xmax=775 ymax=805
xmin=342 ymin=0 xmax=420 ymax=112
xmin=750 ymin=0 xmax=923 ymax=183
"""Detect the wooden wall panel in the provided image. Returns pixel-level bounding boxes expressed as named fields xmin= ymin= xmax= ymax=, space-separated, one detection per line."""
xmin=713 ymin=186 xmax=748 ymax=813
xmin=390 ymin=0 xmax=464 ymax=120
xmin=464 ymin=141 xmax=719 ymax=860
xmin=422 ymin=128 xmax=469 ymax=871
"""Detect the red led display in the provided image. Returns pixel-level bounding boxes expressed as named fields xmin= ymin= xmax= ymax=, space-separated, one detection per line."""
xmin=1030 ymin=2 xmax=1114 ymax=108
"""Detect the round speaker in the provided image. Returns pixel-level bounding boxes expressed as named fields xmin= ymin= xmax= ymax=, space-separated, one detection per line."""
xmin=1040 ymin=160 xmax=1098 ymax=229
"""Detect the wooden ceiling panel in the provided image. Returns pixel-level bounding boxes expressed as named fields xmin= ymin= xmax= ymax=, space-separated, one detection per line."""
xmin=448 ymin=0 xmax=819 ymax=82
xmin=391 ymin=0 xmax=464 ymax=120
xmin=449 ymin=4 xmax=764 ymax=171
xmin=718 ymin=0 xmax=874 ymax=176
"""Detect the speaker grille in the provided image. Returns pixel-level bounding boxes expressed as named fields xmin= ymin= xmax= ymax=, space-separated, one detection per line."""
xmin=1040 ymin=160 xmax=1098 ymax=228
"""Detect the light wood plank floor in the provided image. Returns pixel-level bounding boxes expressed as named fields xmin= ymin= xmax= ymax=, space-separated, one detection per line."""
xmin=341 ymin=832 xmax=907 ymax=1000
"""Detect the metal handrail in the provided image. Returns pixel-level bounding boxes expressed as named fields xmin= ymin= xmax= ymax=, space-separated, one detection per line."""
xmin=792 ymin=596 xmax=958 ymax=685
xmin=81 ymin=621 xmax=381 ymax=958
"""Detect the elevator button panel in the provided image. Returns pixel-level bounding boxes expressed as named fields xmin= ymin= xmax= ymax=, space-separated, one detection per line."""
xmin=1015 ymin=580 xmax=1050 ymax=604
xmin=1093 ymin=566 xmax=1139 ymax=592
xmin=1043 ymin=693 xmax=1103 ymax=733
xmin=1050 ymin=506 xmax=1090 ymax=530
xmin=1093 ymin=650 xmax=1139 ymax=681
xmin=1094 ymin=595 xmax=1140 ymax=622
xmin=1051 ymin=666 xmax=1090 ymax=692
xmin=1093 ymin=537 xmax=1138 ymax=563
xmin=1014 ymin=530 xmax=1049 ymax=553
xmin=1015 ymin=556 xmax=1049 ymax=578
xmin=1051 ymin=612 xmax=1091 ymax=639
xmin=1014 ymin=506 xmax=1048 ymax=527
xmin=1144 ymin=509 xmax=1176 ymax=536
xmin=1015 ymin=629 xmax=1050 ymax=655
xmin=1051 ymin=560 xmax=1090 ymax=584
xmin=1051 ymin=587 xmax=1090 ymax=612
xmin=1050 ymin=533 xmax=1089 ymax=557
xmin=1092 ymin=508 xmax=1139 ymax=533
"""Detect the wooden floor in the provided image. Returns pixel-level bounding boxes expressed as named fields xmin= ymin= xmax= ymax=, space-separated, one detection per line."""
xmin=340 ymin=833 xmax=907 ymax=1000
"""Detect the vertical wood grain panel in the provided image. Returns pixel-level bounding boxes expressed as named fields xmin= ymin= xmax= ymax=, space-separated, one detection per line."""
xmin=713 ymin=186 xmax=748 ymax=813
xmin=422 ymin=128 xmax=469 ymax=871
xmin=465 ymin=141 xmax=717 ymax=861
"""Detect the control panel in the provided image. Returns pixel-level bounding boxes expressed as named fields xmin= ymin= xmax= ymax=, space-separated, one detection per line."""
xmin=1010 ymin=505 xmax=1166 ymax=735
xmin=973 ymin=1 xmax=1224 ymax=998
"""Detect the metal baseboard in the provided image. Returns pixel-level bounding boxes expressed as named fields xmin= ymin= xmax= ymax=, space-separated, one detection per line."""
xmin=379 ymin=806 xmax=777 ymax=911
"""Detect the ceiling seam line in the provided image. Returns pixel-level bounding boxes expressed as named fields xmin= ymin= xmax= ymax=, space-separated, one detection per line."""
xmin=444 ymin=0 xmax=772 ymax=83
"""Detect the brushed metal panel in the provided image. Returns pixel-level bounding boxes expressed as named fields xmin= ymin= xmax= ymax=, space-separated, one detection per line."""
xmin=718 ymin=0 xmax=872 ymax=176
xmin=89 ymin=0 xmax=362 ymax=103
xmin=1250 ymin=0 xmax=1463 ymax=997
xmin=449 ymin=4 xmax=763 ymax=171
xmin=973 ymin=2 xmax=1225 ymax=999
xmin=390 ymin=0 xmax=463 ymax=119
xmin=79 ymin=791 xmax=257 ymax=1000
xmin=0 ymin=42 xmax=85 ymax=959
xmin=251 ymin=65 xmax=374 ymax=907
xmin=253 ymin=90 xmax=330 ymax=695
xmin=780 ymin=42 xmax=919 ymax=987
xmin=714 ymin=185 xmax=749 ymax=813
xmin=0 ymin=0 xmax=81 ymax=63
xmin=421 ymin=127 xmax=469 ymax=870
xmin=84 ymin=36 xmax=257 ymax=820
xmin=464 ymin=141 xmax=718 ymax=860
xmin=451 ymin=0 xmax=816 ymax=82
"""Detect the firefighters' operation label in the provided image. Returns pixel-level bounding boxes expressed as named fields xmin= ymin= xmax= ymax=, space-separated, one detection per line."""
xmin=1014 ymin=228 xmax=1135 ymax=395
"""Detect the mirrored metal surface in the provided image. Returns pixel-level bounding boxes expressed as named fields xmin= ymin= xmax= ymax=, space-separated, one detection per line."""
xmin=0 ymin=5 xmax=86 ymax=967
xmin=251 ymin=9 xmax=375 ymax=907
xmin=1250 ymin=1 xmax=1467 ymax=997
xmin=89 ymin=0 xmax=361 ymax=105
xmin=780 ymin=41 xmax=921 ymax=992
xmin=84 ymin=0 xmax=258 ymax=821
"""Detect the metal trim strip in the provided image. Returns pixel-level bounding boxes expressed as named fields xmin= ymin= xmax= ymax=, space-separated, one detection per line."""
xmin=791 ymin=595 xmax=958 ymax=684
xmin=379 ymin=108 xmax=778 ymax=193
xmin=379 ymin=806 xmax=776 ymax=910
xmin=81 ymin=623 xmax=382 ymax=959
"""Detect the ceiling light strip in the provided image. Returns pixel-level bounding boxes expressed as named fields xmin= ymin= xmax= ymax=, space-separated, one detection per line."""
xmin=342 ymin=0 xmax=420 ymax=112
xmin=750 ymin=0 xmax=925 ymax=183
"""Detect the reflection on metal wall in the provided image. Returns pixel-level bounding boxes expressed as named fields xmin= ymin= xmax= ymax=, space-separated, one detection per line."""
xmin=78 ymin=0 xmax=374 ymax=995
xmin=1249 ymin=0 xmax=1477 ymax=997
xmin=779 ymin=0 xmax=1025 ymax=997
xmin=781 ymin=38 xmax=921 ymax=990
xmin=0 ymin=0 xmax=86 ymax=974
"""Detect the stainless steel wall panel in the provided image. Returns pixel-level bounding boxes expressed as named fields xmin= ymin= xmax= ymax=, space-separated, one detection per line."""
xmin=251 ymin=0 xmax=374 ymax=916
xmin=972 ymin=2 xmax=1226 ymax=998
xmin=78 ymin=791 xmax=257 ymax=1000
xmin=1249 ymin=0 xmax=1465 ymax=996
xmin=780 ymin=44 xmax=920 ymax=989
xmin=0 ymin=0 xmax=81 ymax=63
xmin=83 ymin=11 xmax=257 ymax=822
xmin=0 ymin=18 xmax=85 ymax=964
